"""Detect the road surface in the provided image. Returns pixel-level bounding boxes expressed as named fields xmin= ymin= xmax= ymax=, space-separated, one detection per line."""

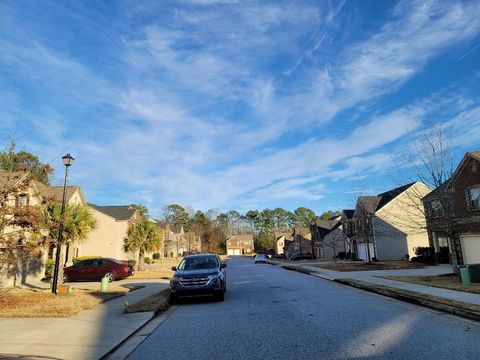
xmin=128 ymin=256 xmax=480 ymax=359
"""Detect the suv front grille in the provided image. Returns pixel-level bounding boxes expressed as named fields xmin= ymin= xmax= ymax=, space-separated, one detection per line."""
xmin=179 ymin=275 xmax=210 ymax=287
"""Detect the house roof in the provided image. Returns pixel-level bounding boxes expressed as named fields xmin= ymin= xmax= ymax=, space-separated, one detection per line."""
xmin=0 ymin=169 xmax=30 ymax=188
xmin=342 ymin=209 xmax=355 ymax=219
xmin=276 ymin=231 xmax=293 ymax=241
xmin=293 ymin=227 xmax=311 ymax=236
xmin=376 ymin=182 xmax=416 ymax=211
xmin=88 ymin=204 xmax=138 ymax=221
xmin=470 ymin=151 xmax=480 ymax=161
xmin=312 ymin=220 xmax=341 ymax=237
xmin=422 ymin=151 xmax=480 ymax=203
xmin=227 ymin=234 xmax=253 ymax=242
xmin=356 ymin=196 xmax=381 ymax=214
xmin=356 ymin=182 xmax=417 ymax=214
xmin=36 ymin=182 xmax=81 ymax=203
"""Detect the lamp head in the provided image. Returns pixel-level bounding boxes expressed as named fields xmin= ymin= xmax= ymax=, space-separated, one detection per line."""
xmin=62 ymin=154 xmax=75 ymax=167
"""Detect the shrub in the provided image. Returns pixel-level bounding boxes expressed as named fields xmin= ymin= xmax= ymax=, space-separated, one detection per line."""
xmin=152 ymin=252 xmax=161 ymax=260
xmin=72 ymin=256 xmax=102 ymax=264
xmin=128 ymin=259 xmax=137 ymax=267
xmin=44 ymin=259 xmax=54 ymax=279
xmin=144 ymin=257 xmax=151 ymax=265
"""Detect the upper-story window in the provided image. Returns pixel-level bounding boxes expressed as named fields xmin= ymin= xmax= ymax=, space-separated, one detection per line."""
xmin=427 ymin=200 xmax=444 ymax=218
xmin=467 ymin=186 xmax=480 ymax=210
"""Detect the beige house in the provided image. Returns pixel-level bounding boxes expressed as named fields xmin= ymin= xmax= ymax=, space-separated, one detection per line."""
xmin=275 ymin=232 xmax=293 ymax=255
xmin=354 ymin=182 xmax=431 ymax=261
xmin=70 ymin=204 xmax=141 ymax=262
xmin=163 ymin=224 xmax=201 ymax=257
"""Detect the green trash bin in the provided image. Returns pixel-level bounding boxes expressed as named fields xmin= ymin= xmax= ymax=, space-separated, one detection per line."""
xmin=100 ymin=277 xmax=109 ymax=293
xmin=466 ymin=263 xmax=480 ymax=283
xmin=459 ymin=265 xmax=471 ymax=286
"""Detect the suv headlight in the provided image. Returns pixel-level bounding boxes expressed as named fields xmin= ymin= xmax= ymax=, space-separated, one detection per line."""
xmin=208 ymin=273 xmax=220 ymax=280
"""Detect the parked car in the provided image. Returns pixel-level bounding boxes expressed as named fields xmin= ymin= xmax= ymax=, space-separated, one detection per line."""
xmin=289 ymin=253 xmax=313 ymax=260
xmin=272 ymin=254 xmax=285 ymax=259
xmin=169 ymin=254 xmax=227 ymax=302
xmin=63 ymin=258 xmax=134 ymax=282
xmin=254 ymin=254 xmax=267 ymax=263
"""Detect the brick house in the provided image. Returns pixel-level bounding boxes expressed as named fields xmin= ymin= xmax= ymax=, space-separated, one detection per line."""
xmin=226 ymin=234 xmax=254 ymax=255
xmin=423 ymin=152 xmax=480 ymax=268
xmin=284 ymin=227 xmax=312 ymax=258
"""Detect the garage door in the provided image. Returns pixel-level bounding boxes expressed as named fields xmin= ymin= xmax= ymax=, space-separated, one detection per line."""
xmin=461 ymin=235 xmax=480 ymax=264
xmin=227 ymin=249 xmax=241 ymax=255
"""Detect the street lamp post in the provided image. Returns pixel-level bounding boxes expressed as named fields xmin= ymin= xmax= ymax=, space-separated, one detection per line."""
xmin=51 ymin=154 xmax=74 ymax=294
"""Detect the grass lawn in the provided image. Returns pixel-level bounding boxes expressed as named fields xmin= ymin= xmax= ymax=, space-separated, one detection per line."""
xmin=0 ymin=284 xmax=138 ymax=318
xmin=312 ymin=261 xmax=425 ymax=272
xmin=383 ymin=274 xmax=480 ymax=294
xmin=124 ymin=289 xmax=170 ymax=314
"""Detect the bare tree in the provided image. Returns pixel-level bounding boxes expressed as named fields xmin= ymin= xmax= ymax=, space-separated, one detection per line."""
xmin=394 ymin=121 xmax=458 ymax=266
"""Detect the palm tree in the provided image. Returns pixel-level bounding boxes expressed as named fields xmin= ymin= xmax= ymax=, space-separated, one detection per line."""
xmin=43 ymin=202 xmax=97 ymax=281
xmin=123 ymin=219 xmax=163 ymax=271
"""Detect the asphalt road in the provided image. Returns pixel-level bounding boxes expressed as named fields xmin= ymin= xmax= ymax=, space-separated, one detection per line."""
xmin=128 ymin=257 xmax=480 ymax=360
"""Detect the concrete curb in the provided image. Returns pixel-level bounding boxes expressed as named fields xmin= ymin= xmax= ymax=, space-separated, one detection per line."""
xmin=271 ymin=261 xmax=480 ymax=323
xmin=101 ymin=294 xmax=173 ymax=360
xmin=334 ymin=278 xmax=480 ymax=322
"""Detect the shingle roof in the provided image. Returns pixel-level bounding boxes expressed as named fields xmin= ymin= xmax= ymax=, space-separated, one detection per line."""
xmin=36 ymin=182 xmax=80 ymax=202
xmin=88 ymin=204 xmax=137 ymax=220
xmin=356 ymin=183 xmax=417 ymax=214
xmin=376 ymin=182 xmax=416 ymax=211
xmin=470 ymin=151 xmax=480 ymax=161
xmin=357 ymin=196 xmax=381 ymax=214
xmin=227 ymin=234 xmax=253 ymax=242
xmin=312 ymin=220 xmax=341 ymax=237
xmin=342 ymin=209 xmax=355 ymax=219
xmin=0 ymin=169 xmax=29 ymax=188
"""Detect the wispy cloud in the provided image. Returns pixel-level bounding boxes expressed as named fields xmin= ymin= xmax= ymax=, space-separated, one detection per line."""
xmin=1 ymin=0 xmax=479 ymax=215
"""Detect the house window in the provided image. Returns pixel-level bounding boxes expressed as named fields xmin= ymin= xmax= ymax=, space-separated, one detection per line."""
xmin=467 ymin=187 xmax=480 ymax=210
xmin=16 ymin=194 xmax=28 ymax=207
xmin=427 ymin=200 xmax=444 ymax=217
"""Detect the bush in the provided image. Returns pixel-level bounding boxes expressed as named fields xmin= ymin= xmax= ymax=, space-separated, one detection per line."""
xmin=72 ymin=256 xmax=101 ymax=264
xmin=44 ymin=259 xmax=54 ymax=279
xmin=152 ymin=253 xmax=161 ymax=260
xmin=144 ymin=257 xmax=151 ymax=265
xmin=128 ymin=259 xmax=137 ymax=267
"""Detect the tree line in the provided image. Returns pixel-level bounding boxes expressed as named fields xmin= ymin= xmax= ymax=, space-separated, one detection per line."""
xmin=159 ymin=204 xmax=340 ymax=254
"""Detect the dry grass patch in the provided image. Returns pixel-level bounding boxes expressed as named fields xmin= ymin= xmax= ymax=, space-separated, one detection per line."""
xmin=313 ymin=261 xmax=425 ymax=272
xmin=0 ymin=287 xmax=130 ymax=318
xmin=383 ymin=274 xmax=480 ymax=294
xmin=124 ymin=289 xmax=170 ymax=314
xmin=130 ymin=269 xmax=173 ymax=280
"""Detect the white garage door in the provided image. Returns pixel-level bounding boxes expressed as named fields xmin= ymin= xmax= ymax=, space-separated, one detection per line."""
xmin=461 ymin=235 xmax=480 ymax=264
xmin=227 ymin=249 xmax=241 ymax=255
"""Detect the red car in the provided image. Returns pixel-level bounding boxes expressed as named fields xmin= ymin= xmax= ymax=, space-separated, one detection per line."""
xmin=64 ymin=258 xmax=134 ymax=282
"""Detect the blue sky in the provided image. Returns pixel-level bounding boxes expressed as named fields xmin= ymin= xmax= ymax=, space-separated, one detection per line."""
xmin=1 ymin=0 xmax=480 ymax=217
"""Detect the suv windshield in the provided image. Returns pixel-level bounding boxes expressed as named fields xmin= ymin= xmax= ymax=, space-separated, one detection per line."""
xmin=178 ymin=256 xmax=219 ymax=270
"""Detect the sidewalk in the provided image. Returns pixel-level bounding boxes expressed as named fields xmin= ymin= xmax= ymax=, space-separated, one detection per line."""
xmin=271 ymin=260 xmax=480 ymax=313
xmin=0 ymin=280 xmax=169 ymax=360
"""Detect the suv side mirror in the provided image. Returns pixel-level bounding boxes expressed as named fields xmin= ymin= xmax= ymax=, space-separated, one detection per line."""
xmin=171 ymin=266 xmax=177 ymax=271
xmin=220 ymin=263 xmax=227 ymax=269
